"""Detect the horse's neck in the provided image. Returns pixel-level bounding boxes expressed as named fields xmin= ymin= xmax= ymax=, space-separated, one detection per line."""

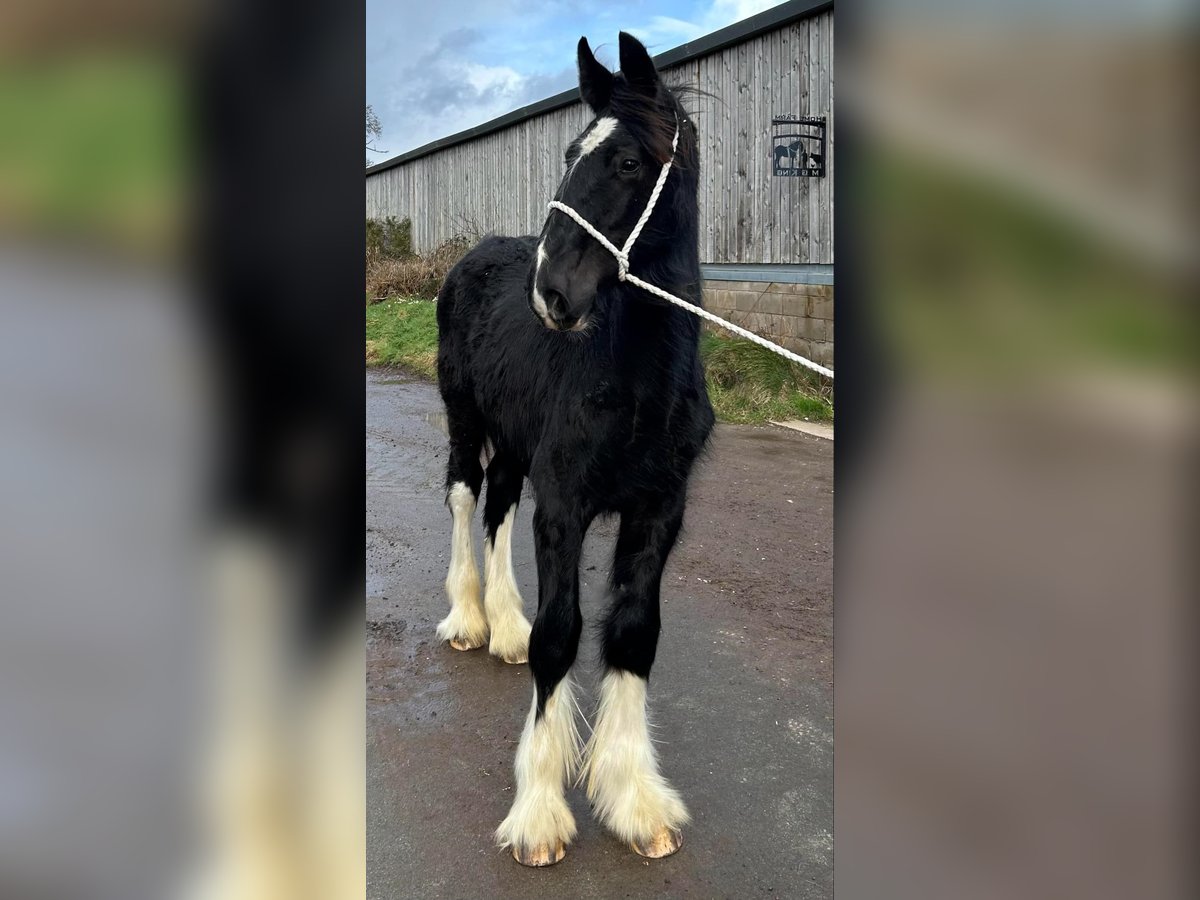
xmin=608 ymin=282 xmax=699 ymax=366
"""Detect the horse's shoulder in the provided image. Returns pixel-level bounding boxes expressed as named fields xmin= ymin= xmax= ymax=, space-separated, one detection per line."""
xmin=446 ymin=235 xmax=535 ymax=288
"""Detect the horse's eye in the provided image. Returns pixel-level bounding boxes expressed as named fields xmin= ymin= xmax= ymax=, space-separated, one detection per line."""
xmin=619 ymin=158 xmax=640 ymax=174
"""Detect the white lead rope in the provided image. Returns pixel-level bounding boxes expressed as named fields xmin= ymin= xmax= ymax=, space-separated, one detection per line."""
xmin=547 ymin=124 xmax=834 ymax=381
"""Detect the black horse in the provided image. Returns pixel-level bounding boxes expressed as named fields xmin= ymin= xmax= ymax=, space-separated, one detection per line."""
xmin=434 ymin=32 xmax=714 ymax=867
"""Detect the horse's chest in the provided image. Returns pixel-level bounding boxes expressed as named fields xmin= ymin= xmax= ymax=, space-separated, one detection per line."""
xmin=553 ymin=388 xmax=684 ymax=476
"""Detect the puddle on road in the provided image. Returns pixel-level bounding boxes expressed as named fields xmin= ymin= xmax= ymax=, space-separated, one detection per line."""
xmin=367 ymin=623 xmax=475 ymax=727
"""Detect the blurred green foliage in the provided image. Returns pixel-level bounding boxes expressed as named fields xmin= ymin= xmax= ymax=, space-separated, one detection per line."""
xmin=870 ymin=150 xmax=1190 ymax=377
xmin=0 ymin=53 xmax=182 ymax=253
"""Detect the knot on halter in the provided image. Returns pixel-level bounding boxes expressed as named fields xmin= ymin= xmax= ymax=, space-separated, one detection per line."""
xmin=547 ymin=118 xmax=680 ymax=284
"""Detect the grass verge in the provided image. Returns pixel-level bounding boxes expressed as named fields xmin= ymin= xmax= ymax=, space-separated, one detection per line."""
xmin=700 ymin=331 xmax=833 ymax=423
xmin=365 ymin=298 xmax=439 ymax=379
xmin=365 ymin=297 xmax=834 ymax=424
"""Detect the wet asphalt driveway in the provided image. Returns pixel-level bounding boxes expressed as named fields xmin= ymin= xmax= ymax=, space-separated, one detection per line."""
xmin=367 ymin=371 xmax=832 ymax=899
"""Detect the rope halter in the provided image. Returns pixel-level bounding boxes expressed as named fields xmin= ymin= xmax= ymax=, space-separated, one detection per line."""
xmin=547 ymin=120 xmax=680 ymax=283
xmin=544 ymin=116 xmax=835 ymax=380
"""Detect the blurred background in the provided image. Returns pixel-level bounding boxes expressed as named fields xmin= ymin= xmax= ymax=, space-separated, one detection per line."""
xmin=0 ymin=2 xmax=363 ymax=899
xmin=0 ymin=0 xmax=1193 ymax=898
xmin=837 ymin=1 xmax=1195 ymax=898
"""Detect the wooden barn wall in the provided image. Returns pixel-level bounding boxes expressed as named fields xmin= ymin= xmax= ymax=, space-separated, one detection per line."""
xmin=365 ymin=10 xmax=833 ymax=265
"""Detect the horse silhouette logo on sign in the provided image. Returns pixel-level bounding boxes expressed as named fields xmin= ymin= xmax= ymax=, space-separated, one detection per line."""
xmin=772 ymin=115 xmax=825 ymax=177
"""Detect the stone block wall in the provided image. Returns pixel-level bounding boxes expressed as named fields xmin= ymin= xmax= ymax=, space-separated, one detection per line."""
xmin=701 ymin=281 xmax=834 ymax=368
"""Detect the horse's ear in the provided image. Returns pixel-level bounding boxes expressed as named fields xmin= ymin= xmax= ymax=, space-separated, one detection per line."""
xmin=577 ymin=37 xmax=613 ymax=112
xmin=618 ymin=32 xmax=659 ymax=96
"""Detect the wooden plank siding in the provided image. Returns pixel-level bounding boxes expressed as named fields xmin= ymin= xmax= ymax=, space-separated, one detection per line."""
xmin=365 ymin=10 xmax=833 ymax=265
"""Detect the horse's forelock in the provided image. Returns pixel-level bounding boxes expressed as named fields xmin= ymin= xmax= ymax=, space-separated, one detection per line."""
xmin=608 ymin=81 xmax=695 ymax=169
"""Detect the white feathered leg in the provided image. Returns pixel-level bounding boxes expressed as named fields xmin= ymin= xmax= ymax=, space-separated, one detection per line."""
xmin=483 ymin=504 xmax=532 ymax=663
xmin=435 ymin=482 xmax=488 ymax=650
xmin=580 ymin=669 xmax=688 ymax=857
xmin=495 ymin=678 xmax=582 ymax=865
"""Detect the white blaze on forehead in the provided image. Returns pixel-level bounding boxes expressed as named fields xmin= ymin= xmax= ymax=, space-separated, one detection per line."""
xmin=578 ymin=116 xmax=619 ymax=157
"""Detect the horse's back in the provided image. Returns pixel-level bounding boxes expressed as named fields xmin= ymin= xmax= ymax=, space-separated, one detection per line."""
xmin=437 ymin=234 xmax=535 ymax=337
xmin=437 ymin=235 xmax=543 ymax=455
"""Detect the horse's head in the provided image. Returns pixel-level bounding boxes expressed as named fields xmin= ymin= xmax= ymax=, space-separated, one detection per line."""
xmin=530 ymin=32 xmax=697 ymax=332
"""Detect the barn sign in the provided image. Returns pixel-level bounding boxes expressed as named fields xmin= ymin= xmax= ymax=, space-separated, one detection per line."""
xmin=772 ymin=115 xmax=825 ymax=177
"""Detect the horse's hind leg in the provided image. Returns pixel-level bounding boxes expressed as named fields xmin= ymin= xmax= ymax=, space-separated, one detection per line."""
xmin=435 ymin=400 xmax=488 ymax=651
xmin=581 ymin=493 xmax=689 ymax=858
xmin=481 ymin=453 xmax=532 ymax=664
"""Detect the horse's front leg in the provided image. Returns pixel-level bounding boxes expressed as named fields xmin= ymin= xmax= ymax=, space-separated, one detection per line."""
xmin=495 ymin=497 xmax=587 ymax=866
xmin=581 ymin=492 xmax=690 ymax=858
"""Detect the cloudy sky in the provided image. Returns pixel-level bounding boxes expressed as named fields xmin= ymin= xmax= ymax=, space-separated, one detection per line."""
xmin=366 ymin=0 xmax=788 ymax=164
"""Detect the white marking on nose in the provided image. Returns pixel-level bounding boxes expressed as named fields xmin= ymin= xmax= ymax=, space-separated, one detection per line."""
xmin=579 ymin=116 xmax=618 ymax=157
xmin=531 ymin=242 xmax=549 ymax=317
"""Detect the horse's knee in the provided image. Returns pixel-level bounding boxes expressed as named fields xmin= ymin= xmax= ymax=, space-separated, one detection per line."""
xmin=602 ymin=595 xmax=660 ymax=677
xmin=532 ymin=509 xmax=575 ymax=554
xmin=446 ymin=443 xmax=483 ymax=496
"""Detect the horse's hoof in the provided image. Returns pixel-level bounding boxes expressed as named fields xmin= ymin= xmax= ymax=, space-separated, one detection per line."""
xmin=512 ymin=841 xmax=566 ymax=867
xmin=448 ymin=637 xmax=485 ymax=651
xmin=492 ymin=648 xmax=528 ymax=665
xmin=487 ymin=618 xmax=531 ymax=665
xmin=631 ymin=827 xmax=683 ymax=859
